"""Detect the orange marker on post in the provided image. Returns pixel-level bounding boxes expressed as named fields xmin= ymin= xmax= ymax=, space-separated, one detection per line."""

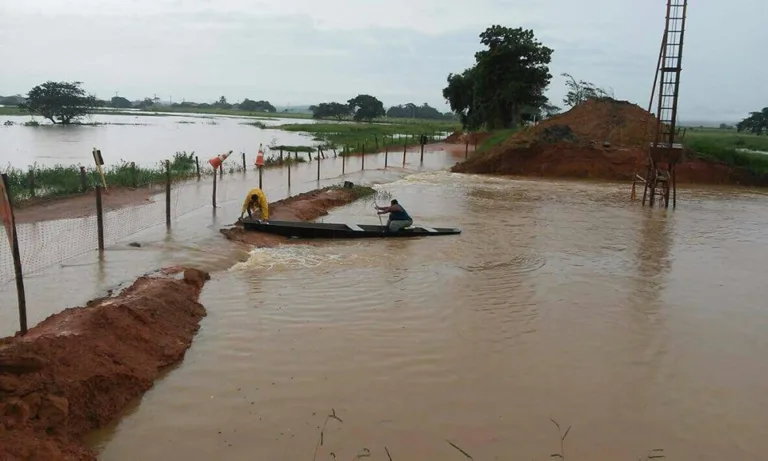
xmin=255 ymin=144 xmax=265 ymax=168
xmin=208 ymin=150 xmax=232 ymax=169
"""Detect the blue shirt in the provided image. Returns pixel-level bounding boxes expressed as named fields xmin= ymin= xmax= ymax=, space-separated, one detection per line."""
xmin=390 ymin=205 xmax=411 ymax=221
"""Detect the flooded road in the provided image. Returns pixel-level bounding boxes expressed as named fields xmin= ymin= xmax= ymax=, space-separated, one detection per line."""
xmin=3 ymin=146 xmax=768 ymax=459
xmin=79 ymin=171 xmax=768 ymax=460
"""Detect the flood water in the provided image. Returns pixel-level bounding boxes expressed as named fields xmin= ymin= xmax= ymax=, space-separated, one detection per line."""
xmin=2 ymin=124 xmax=768 ymax=459
xmin=0 ymin=112 xmax=317 ymax=168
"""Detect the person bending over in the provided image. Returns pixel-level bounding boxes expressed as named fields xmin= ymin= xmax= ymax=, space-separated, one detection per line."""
xmin=376 ymin=199 xmax=412 ymax=232
xmin=240 ymin=188 xmax=269 ymax=221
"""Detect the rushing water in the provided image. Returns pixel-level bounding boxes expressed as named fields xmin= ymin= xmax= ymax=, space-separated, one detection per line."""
xmin=2 ymin=138 xmax=768 ymax=459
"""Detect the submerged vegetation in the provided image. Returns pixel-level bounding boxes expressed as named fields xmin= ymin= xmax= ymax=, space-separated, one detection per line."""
xmin=3 ymin=152 xmax=247 ymax=204
xmin=275 ymin=121 xmax=457 ymax=155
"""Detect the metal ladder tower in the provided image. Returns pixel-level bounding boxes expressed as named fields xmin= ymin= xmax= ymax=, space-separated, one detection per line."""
xmin=634 ymin=0 xmax=688 ymax=208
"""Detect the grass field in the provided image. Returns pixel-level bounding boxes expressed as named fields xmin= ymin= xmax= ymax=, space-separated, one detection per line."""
xmin=683 ymin=127 xmax=768 ymax=175
xmin=275 ymin=121 xmax=459 ymax=154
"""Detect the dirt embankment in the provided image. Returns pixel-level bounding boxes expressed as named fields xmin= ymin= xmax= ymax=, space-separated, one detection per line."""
xmin=0 ymin=268 xmax=210 ymax=461
xmin=445 ymin=131 xmax=492 ymax=145
xmin=221 ymin=186 xmax=370 ymax=246
xmin=450 ymin=99 xmax=768 ymax=186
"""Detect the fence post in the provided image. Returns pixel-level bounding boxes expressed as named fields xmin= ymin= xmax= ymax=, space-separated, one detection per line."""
xmin=212 ymin=169 xmax=217 ymax=208
xmin=96 ymin=185 xmax=105 ymax=251
xmin=131 ymin=162 xmax=138 ymax=188
xmin=384 ymin=142 xmax=388 ymax=168
xmin=287 ymin=163 xmax=291 ymax=188
xmin=259 ymin=166 xmax=263 ymax=189
xmin=420 ymin=134 xmax=425 ymax=163
xmin=80 ymin=166 xmax=87 ymax=192
xmin=219 ymin=162 xmax=223 ymax=178
xmin=317 ymin=150 xmax=321 ymax=181
xmin=1 ymin=173 xmax=27 ymax=335
xmin=195 ymin=155 xmax=200 ymax=180
xmin=294 ymin=152 xmax=298 ymax=161
xmin=403 ymin=139 xmax=407 ymax=167
xmin=165 ymin=160 xmax=171 ymax=229
xmin=280 ymin=148 xmax=284 ymax=164
xmin=28 ymin=168 xmax=35 ymax=198
xmin=242 ymin=152 xmax=246 ymax=171
xmin=465 ymin=138 xmax=469 ymax=159
xmin=342 ymin=149 xmax=346 ymax=175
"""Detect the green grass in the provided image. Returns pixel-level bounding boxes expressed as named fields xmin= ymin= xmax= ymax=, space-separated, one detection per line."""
xmin=475 ymin=128 xmax=519 ymax=153
xmin=3 ymin=151 xmax=249 ymax=204
xmin=683 ymin=128 xmax=768 ymax=175
xmin=275 ymin=121 xmax=458 ymax=155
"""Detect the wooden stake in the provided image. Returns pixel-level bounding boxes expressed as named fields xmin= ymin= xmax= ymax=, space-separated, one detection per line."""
xmin=212 ymin=169 xmax=217 ymax=208
xmin=1 ymin=173 xmax=27 ymax=335
xmin=96 ymin=185 xmax=105 ymax=251
xmin=165 ymin=160 xmax=171 ymax=228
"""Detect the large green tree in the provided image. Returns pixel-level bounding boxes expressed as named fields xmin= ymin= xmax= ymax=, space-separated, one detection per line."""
xmin=386 ymin=103 xmax=450 ymax=120
xmin=443 ymin=25 xmax=554 ymax=130
xmin=347 ymin=94 xmax=385 ymax=122
xmin=737 ymin=108 xmax=768 ymax=135
xmin=110 ymin=96 xmax=132 ymax=108
xmin=22 ymin=81 xmax=96 ymax=124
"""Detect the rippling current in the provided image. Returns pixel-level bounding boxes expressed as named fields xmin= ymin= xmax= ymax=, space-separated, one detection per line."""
xmin=85 ymin=171 xmax=768 ymax=460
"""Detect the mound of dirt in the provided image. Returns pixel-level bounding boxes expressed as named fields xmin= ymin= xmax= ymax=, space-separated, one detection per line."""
xmin=220 ymin=186 xmax=370 ymax=246
xmin=0 ymin=268 xmax=210 ymax=461
xmin=451 ymin=98 xmax=768 ymax=186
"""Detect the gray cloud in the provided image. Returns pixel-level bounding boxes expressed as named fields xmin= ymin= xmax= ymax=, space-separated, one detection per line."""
xmin=0 ymin=0 xmax=765 ymax=122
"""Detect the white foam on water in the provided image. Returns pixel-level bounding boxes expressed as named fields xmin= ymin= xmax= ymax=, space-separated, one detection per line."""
xmin=228 ymin=244 xmax=362 ymax=272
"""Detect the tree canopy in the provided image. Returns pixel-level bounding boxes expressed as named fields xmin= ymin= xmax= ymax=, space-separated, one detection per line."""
xmin=561 ymin=73 xmax=613 ymax=108
xmin=386 ymin=103 xmax=452 ymax=120
xmin=347 ymin=94 xmax=385 ymax=122
xmin=22 ymin=81 xmax=96 ymax=124
xmin=239 ymin=99 xmax=276 ymax=112
xmin=309 ymin=102 xmax=351 ymax=120
xmin=737 ymin=108 xmax=768 ymax=135
xmin=110 ymin=96 xmax=132 ymax=108
xmin=443 ymin=25 xmax=553 ymax=130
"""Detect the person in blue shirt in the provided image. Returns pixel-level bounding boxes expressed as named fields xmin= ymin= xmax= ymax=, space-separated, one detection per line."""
xmin=376 ymin=199 xmax=413 ymax=232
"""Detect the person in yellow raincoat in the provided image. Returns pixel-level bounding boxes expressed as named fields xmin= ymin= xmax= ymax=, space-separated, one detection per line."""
xmin=240 ymin=188 xmax=269 ymax=221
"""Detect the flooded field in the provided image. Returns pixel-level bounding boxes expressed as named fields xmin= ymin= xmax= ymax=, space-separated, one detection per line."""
xmin=0 ymin=112 xmax=316 ymax=168
xmin=2 ymin=144 xmax=768 ymax=460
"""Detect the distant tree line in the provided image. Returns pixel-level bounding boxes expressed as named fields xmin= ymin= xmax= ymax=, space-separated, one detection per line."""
xmin=4 ymin=81 xmax=278 ymax=124
xmin=309 ymin=97 xmax=454 ymax=122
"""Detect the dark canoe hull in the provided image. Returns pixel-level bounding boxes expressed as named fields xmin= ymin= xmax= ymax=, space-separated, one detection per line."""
xmin=240 ymin=219 xmax=461 ymax=239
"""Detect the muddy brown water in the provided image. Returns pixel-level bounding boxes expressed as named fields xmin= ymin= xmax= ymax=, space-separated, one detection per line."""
xmin=2 ymin=147 xmax=768 ymax=460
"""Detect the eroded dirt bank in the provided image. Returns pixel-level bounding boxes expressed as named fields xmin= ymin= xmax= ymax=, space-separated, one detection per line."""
xmin=0 ymin=268 xmax=210 ymax=461
xmin=449 ymin=99 xmax=768 ymax=186
xmin=220 ymin=186 xmax=372 ymax=246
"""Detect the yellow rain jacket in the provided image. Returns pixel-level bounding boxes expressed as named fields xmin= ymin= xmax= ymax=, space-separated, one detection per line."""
xmin=242 ymin=188 xmax=269 ymax=220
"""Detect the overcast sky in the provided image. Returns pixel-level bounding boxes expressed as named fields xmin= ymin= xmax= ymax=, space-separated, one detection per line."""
xmin=0 ymin=0 xmax=765 ymax=122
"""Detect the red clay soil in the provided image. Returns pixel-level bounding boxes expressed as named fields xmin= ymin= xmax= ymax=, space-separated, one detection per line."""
xmin=13 ymin=186 xmax=162 ymax=224
xmin=0 ymin=268 xmax=210 ymax=461
xmin=451 ymin=98 xmax=768 ymax=186
xmin=220 ymin=186 xmax=367 ymax=246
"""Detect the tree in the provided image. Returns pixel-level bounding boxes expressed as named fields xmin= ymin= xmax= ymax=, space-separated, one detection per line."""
xmin=310 ymin=102 xmax=351 ymax=120
xmin=386 ymin=103 xmax=449 ymax=120
xmin=239 ymin=99 xmax=276 ymax=112
xmin=110 ymin=96 xmax=132 ymax=108
xmin=561 ymin=73 xmax=612 ymax=108
xmin=213 ymin=96 xmax=232 ymax=110
xmin=135 ymin=98 xmax=155 ymax=109
xmin=737 ymin=108 xmax=768 ymax=135
xmin=347 ymin=95 xmax=385 ymax=122
xmin=21 ymin=81 xmax=96 ymax=124
xmin=443 ymin=25 xmax=553 ymax=130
